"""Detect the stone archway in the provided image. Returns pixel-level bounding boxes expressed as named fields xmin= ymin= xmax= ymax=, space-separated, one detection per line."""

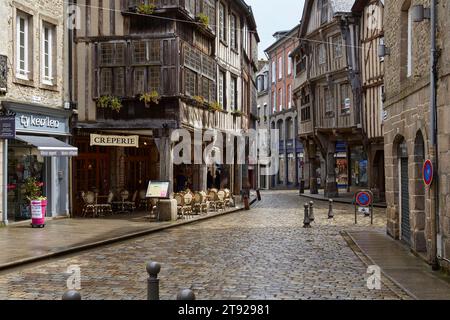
xmin=412 ymin=131 xmax=427 ymax=253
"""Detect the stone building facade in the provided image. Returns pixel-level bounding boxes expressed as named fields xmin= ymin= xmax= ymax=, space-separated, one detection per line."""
xmin=384 ymin=0 xmax=450 ymax=270
xmin=0 ymin=0 xmax=75 ymax=225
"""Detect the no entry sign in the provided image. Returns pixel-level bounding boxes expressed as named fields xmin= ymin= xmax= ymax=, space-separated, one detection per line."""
xmin=356 ymin=191 xmax=372 ymax=207
xmin=423 ymin=160 xmax=433 ymax=186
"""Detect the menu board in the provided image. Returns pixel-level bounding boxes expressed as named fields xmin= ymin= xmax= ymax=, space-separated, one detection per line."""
xmin=146 ymin=181 xmax=170 ymax=199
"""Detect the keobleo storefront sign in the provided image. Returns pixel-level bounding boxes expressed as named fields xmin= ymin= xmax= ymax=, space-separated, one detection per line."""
xmin=90 ymin=134 xmax=140 ymax=148
xmin=15 ymin=112 xmax=69 ymax=135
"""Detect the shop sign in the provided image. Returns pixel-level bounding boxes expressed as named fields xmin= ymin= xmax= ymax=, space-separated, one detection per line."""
xmin=0 ymin=110 xmax=16 ymax=139
xmin=90 ymin=134 xmax=139 ymax=148
xmin=15 ymin=112 xmax=69 ymax=135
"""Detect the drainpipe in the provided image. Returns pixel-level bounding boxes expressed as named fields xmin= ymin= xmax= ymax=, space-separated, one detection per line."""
xmin=430 ymin=0 xmax=440 ymax=270
xmin=2 ymin=139 xmax=7 ymax=225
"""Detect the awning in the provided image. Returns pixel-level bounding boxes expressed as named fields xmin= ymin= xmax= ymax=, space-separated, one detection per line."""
xmin=16 ymin=135 xmax=78 ymax=157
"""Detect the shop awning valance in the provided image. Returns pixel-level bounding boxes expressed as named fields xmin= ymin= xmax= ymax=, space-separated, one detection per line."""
xmin=16 ymin=135 xmax=78 ymax=157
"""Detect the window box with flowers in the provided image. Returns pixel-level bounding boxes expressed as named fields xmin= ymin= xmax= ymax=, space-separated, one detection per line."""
xmin=24 ymin=177 xmax=47 ymax=228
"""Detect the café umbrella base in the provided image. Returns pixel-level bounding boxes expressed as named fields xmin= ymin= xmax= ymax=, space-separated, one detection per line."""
xmin=30 ymin=200 xmax=47 ymax=228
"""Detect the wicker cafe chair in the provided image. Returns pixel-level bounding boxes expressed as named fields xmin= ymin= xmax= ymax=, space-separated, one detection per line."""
xmin=183 ymin=192 xmax=194 ymax=218
xmin=199 ymin=191 xmax=209 ymax=214
xmin=82 ymin=191 xmax=97 ymax=218
xmin=223 ymin=188 xmax=232 ymax=207
xmin=216 ymin=190 xmax=226 ymax=211
xmin=175 ymin=193 xmax=190 ymax=220
xmin=207 ymin=190 xmax=218 ymax=212
xmin=95 ymin=191 xmax=114 ymax=216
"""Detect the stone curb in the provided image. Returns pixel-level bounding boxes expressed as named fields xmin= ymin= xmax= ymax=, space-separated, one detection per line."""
xmin=300 ymin=193 xmax=387 ymax=208
xmin=341 ymin=230 xmax=418 ymax=300
xmin=0 ymin=202 xmax=253 ymax=272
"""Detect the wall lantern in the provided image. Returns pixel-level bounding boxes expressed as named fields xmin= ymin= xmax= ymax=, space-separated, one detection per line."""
xmin=412 ymin=5 xmax=431 ymax=22
xmin=378 ymin=44 xmax=390 ymax=58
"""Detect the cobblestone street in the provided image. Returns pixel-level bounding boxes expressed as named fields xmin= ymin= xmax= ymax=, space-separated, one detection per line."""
xmin=0 ymin=191 xmax=410 ymax=300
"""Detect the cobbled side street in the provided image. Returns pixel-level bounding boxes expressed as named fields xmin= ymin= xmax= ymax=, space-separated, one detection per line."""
xmin=0 ymin=191 xmax=411 ymax=300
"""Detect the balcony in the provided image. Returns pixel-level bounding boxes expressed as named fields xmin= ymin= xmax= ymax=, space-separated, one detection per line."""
xmin=180 ymin=102 xmax=247 ymax=132
xmin=124 ymin=0 xmax=216 ymax=36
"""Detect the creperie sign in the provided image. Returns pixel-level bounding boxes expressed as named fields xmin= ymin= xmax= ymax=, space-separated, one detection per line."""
xmin=90 ymin=134 xmax=139 ymax=148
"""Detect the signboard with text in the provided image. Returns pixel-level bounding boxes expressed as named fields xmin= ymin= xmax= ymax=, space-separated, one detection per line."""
xmin=90 ymin=134 xmax=140 ymax=148
xmin=0 ymin=115 xmax=15 ymax=139
xmin=146 ymin=181 xmax=170 ymax=199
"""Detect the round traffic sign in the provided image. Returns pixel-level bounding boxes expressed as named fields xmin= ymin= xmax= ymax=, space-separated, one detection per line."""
xmin=423 ymin=160 xmax=433 ymax=186
xmin=356 ymin=191 xmax=372 ymax=207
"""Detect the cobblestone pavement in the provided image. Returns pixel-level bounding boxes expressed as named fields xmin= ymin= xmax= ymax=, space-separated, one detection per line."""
xmin=0 ymin=191 xmax=411 ymax=300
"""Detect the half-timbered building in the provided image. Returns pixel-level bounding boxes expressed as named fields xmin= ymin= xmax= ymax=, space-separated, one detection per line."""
xmin=352 ymin=0 xmax=385 ymax=201
xmin=71 ymin=0 xmax=258 ymax=215
xmin=293 ymin=0 xmax=361 ymax=197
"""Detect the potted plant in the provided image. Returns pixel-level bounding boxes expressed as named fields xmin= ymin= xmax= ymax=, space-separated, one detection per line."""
xmin=140 ymin=90 xmax=160 ymax=108
xmin=196 ymin=13 xmax=209 ymax=28
xmin=137 ymin=2 xmax=156 ymax=15
xmin=24 ymin=177 xmax=47 ymax=228
xmin=208 ymin=101 xmax=223 ymax=112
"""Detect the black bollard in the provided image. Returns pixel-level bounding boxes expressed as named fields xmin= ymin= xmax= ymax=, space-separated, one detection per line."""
xmin=256 ymin=189 xmax=262 ymax=201
xmin=177 ymin=289 xmax=196 ymax=300
xmin=303 ymin=203 xmax=311 ymax=228
xmin=62 ymin=290 xmax=81 ymax=300
xmin=147 ymin=261 xmax=161 ymax=300
xmin=328 ymin=199 xmax=334 ymax=219
xmin=309 ymin=201 xmax=315 ymax=222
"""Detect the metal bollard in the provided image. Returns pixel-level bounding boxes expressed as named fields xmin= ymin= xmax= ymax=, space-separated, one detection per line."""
xmin=177 ymin=289 xmax=196 ymax=300
xmin=256 ymin=189 xmax=262 ymax=201
xmin=309 ymin=201 xmax=315 ymax=222
xmin=62 ymin=290 xmax=81 ymax=300
xmin=328 ymin=199 xmax=334 ymax=219
xmin=303 ymin=203 xmax=311 ymax=228
xmin=147 ymin=261 xmax=161 ymax=300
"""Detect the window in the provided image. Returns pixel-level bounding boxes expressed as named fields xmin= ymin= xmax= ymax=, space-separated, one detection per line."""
xmin=100 ymin=69 xmax=113 ymax=95
xmin=98 ymin=42 xmax=128 ymax=97
xmin=340 ymin=83 xmax=351 ymax=114
xmin=230 ymin=76 xmax=237 ymax=110
xmin=185 ymin=68 xmax=198 ymax=97
xmin=272 ymin=91 xmax=276 ymax=113
xmin=219 ymin=70 xmax=226 ymax=109
xmin=148 ymin=67 xmax=161 ymax=92
xmin=324 ymin=87 xmax=332 ymax=113
xmin=320 ymin=0 xmax=328 ymax=25
xmin=288 ymin=52 xmax=292 ymax=75
xmin=407 ymin=6 xmax=413 ymax=77
xmin=132 ymin=40 xmax=161 ymax=65
xmin=133 ymin=68 xmax=145 ymax=96
xmin=288 ymin=84 xmax=292 ymax=108
xmin=296 ymin=55 xmax=306 ymax=75
xmin=230 ymin=14 xmax=238 ymax=50
xmin=16 ymin=12 xmax=30 ymax=80
xmin=333 ymin=35 xmax=342 ymax=58
xmin=219 ymin=3 xmax=226 ymax=42
xmin=301 ymin=105 xmax=311 ymax=122
xmin=278 ymin=56 xmax=283 ymax=80
xmin=318 ymin=44 xmax=326 ymax=65
xmin=243 ymin=23 xmax=249 ymax=53
xmin=278 ymin=88 xmax=283 ymax=110
xmin=272 ymin=62 xmax=276 ymax=83
xmin=42 ymin=24 xmax=55 ymax=85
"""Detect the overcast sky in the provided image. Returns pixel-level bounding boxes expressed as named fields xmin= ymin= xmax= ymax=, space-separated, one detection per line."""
xmin=246 ymin=0 xmax=305 ymax=59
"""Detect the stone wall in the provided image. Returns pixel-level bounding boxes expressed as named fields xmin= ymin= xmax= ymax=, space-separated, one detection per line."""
xmin=384 ymin=0 xmax=450 ymax=268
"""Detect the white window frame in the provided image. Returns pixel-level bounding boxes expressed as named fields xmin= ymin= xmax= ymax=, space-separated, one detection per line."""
xmin=16 ymin=12 xmax=29 ymax=80
xmin=42 ymin=23 xmax=54 ymax=85
xmin=272 ymin=61 xmax=276 ymax=83
xmin=219 ymin=70 xmax=225 ymax=109
xmin=288 ymin=52 xmax=292 ymax=75
xmin=272 ymin=91 xmax=276 ymax=113
xmin=407 ymin=7 xmax=413 ymax=78
xmin=288 ymin=84 xmax=292 ymax=108
xmin=278 ymin=56 xmax=283 ymax=80
xmin=230 ymin=76 xmax=237 ymax=110
xmin=278 ymin=88 xmax=283 ymax=110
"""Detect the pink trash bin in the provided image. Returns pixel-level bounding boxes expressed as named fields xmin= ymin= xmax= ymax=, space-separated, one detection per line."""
xmin=31 ymin=200 xmax=47 ymax=228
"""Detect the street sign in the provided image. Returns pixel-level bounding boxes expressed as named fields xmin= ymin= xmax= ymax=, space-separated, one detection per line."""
xmin=356 ymin=191 xmax=372 ymax=207
xmin=358 ymin=207 xmax=370 ymax=216
xmin=354 ymin=190 xmax=374 ymax=225
xmin=423 ymin=160 xmax=433 ymax=187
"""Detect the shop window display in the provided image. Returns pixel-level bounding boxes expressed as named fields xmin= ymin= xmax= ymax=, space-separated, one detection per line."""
xmin=7 ymin=142 xmax=46 ymax=222
xmin=350 ymin=146 xmax=368 ymax=187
